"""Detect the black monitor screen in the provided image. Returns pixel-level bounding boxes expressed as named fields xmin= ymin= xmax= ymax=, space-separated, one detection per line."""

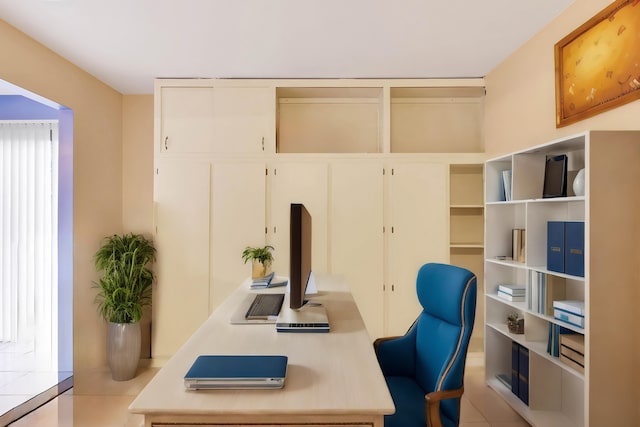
xmin=289 ymin=203 xmax=312 ymax=310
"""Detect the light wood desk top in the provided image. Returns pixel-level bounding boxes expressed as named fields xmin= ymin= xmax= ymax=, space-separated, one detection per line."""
xmin=129 ymin=274 xmax=395 ymax=426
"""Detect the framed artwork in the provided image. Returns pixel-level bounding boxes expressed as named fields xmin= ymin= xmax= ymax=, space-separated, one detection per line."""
xmin=555 ymin=0 xmax=640 ymax=127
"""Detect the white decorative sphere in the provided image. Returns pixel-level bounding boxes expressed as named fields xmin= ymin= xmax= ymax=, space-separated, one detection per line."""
xmin=573 ymin=168 xmax=585 ymax=196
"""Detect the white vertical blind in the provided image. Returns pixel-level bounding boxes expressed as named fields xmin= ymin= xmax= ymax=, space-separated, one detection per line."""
xmin=0 ymin=121 xmax=58 ymax=352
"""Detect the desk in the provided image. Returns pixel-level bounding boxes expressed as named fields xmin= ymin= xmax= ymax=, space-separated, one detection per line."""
xmin=129 ymin=274 xmax=395 ymax=427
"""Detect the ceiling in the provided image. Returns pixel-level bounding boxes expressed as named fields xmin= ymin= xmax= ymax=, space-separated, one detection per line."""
xmin=0 ymin=0 xmax=575 ymax=95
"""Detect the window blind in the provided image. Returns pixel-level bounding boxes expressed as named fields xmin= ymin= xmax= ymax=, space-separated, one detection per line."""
xmin=0 ymin=121 xmax=58 ymax=353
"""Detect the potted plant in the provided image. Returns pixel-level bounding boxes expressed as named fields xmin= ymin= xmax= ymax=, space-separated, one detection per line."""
xmin=507 ymin=312 xmax=524 ymax=334
xmin=93 ymin=233 xmax=156 ymax=381
xmin=241 ymin=245 xmax=274 ymax=279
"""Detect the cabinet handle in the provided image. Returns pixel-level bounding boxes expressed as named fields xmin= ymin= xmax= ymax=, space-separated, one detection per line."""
xmin=262 ymin=136 xmax=265 ymax=151
xmin=392 ymin=284 xmax=395 ymax=292
xmin=164 ymin=136 xmax=169 ymax=150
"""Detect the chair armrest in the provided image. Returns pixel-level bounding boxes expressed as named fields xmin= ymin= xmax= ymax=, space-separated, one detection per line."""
xmin=424 ymin=387 xmax=464 ymax=427
xmin=373 ymin=332 xmax=416 ymax=377
xmin=373 ymin=336 xmax=401 ymax=354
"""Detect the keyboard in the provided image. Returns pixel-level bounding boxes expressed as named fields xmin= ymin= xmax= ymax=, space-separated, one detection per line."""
xmin=245 ymin=293 xmax=285 ymax=319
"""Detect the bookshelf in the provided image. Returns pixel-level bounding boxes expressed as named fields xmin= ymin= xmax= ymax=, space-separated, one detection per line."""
xmin=484 ymin=131 xmax=640 ymax=427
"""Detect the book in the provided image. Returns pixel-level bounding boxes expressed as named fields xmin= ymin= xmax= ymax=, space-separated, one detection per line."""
xmin=502 ymin=170 xmax=512 ymax=201
xmin=560 ymin=344 xmax=585 ymax=365
xmin=560 ymin=353 xmax=585 ymax=374
xmin=250 ymin=272 xmax=288 ymax=289
xmin=529 ymin=271 xmax=546 ymax=314
xmin=560 ymin=332 xmax=585 ymax=354
xmin=547 ymin=324 xmax=574 ymax=357
xmin=498 ymin=284 xmax=526 ymax=295
xmin=512 ymin=228 xmax=525 ymax=262
xmin=559 ymin=333 xmax=585 ymax=373
xmin=498 ymin=291 xmax=525 ymax=302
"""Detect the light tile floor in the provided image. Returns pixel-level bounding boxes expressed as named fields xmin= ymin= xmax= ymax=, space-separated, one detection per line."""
xmin=0 ymin=342 xmax=73 ymax=426
xmin=7 ymin=361 xmax=530 ymax=427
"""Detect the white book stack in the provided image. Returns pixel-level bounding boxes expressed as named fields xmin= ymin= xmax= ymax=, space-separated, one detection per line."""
xmin=497 ymin=284 xmax=526 ymax=302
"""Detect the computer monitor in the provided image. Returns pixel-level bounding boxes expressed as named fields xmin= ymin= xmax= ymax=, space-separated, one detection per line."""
xmin=289 ymin=203 xmax=312 ymax=310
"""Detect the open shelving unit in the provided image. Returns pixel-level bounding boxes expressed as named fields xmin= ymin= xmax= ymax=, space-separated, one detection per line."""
xmin=484 ymin=131 xmax=640 ymax=427
xmin=449 ymin=163 xmax=484 ymax=352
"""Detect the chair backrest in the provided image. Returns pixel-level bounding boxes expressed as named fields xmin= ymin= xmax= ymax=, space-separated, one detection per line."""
xmin=414 ymin=263 xmax=477 ymax=426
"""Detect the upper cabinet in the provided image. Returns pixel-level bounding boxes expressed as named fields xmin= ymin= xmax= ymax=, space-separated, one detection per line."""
xmin=211 ymin=87 xmax=274 ymax=153
xmin=159 ymin=86 xmax=215 ymax=153
xmin=157 ymin=82 xmax=274 ymax=154
xmin=156 ymin=78 xmax=485 ymax=155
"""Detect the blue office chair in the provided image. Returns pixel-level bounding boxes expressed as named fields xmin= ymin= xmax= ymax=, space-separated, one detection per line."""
xmin=374 ymin=263 xmax=477 ymax=427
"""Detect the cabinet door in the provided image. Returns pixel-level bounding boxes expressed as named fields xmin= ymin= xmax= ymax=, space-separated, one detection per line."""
xmin=331 ymin=162 xmax=384 ymax=339
xmin=386 ymin=162 xmax=449 ymax=336
xmin=211 ymin=162 xmax=266 ymax=310
xmin=160 ymin=86 xmax=214 ymax=153
xmin=211 ymin=87 xmax=274 ymax=153
xmin=267 ymin=162 xmax=328 ymax=277
xmin=152 ymin=159 xmax=210 ymax=359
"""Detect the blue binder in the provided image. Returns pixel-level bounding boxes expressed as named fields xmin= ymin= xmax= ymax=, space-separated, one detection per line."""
xmin=547 ymin=221 xmax=565 ymax=273
xmin=184 ymin=355 xmax=288 ymax=390
xmin=565 ymin=221 xmax=584 ymax=277
xmin=518 ymin=346 xmax=529 ymax=405
xmin=511 ymin=341 xmax=519 ymax=397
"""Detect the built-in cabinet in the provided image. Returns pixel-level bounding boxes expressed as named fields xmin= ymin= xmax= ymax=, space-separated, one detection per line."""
xmin=484 ymin=131 xmax=640 ymax=426
xmin=329 ymin=161 xmax=385 ymax=338
xmin=384 ymin=162 xmax=450 ymax=335
xmin=152 ymin=78 xmax=486 ymax=359
xmin=152 ymin=158 xmax=211 ymax=358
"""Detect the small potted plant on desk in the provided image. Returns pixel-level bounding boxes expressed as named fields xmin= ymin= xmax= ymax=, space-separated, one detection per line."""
xmin=242 ymin=245 xmax=274 ymax=279
xmin=93 ymin=233 xmax=156 ymax=381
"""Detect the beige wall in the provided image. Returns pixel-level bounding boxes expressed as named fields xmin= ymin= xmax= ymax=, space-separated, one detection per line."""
xmin=484 ymin=0 xmax=640 ymax=155
xmin=0 ymin=19 xmax=124 ymax=381
xmin=122 ymin=95 xmax=155 ymax=357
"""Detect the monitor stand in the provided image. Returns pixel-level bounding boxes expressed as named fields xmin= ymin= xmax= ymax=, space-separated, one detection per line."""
xmin=275 ymin=301 xmax=329 ymax=333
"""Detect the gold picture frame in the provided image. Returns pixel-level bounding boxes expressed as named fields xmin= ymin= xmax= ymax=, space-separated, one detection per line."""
xmin=555 ymin=0 xmax=640 ymax=127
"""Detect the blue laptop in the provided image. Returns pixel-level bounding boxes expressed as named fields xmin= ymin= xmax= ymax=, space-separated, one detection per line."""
xmin=184 ymin=355 xmax=288 ymax=390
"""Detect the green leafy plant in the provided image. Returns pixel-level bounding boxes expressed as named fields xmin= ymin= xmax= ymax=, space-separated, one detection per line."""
xmin=93 ymin=233 xmax=156 ymax=324
xmin=241 ymin=245 xmax=274 ymax=266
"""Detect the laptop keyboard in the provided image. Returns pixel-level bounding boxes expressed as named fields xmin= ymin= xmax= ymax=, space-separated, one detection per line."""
xmin=246 ymin=293 xmax=285 ymax=319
